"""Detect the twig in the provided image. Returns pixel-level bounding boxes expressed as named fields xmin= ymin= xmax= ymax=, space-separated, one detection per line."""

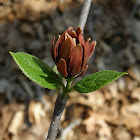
xmin=78 ymin=0 xmax=92 ymax=31
xmin=46 ymin=95 xmax=68 ymax=140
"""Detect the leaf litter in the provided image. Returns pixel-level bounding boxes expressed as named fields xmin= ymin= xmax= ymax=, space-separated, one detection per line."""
xmin=0 ymin=0 xmax=140 ymax=140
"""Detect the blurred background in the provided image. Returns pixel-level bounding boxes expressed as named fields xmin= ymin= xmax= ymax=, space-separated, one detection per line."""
xmin=0 ymin=0 xmax=140 ymax=140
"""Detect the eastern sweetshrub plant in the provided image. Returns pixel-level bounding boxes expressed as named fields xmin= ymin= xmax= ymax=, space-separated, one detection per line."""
xmin=10 ymin=27 xmax=127 ymax=139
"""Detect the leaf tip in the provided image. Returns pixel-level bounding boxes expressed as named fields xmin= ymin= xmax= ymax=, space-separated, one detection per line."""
xmin=121 ymin=72 xmax=128 ymax=75
xmin=9 ymin=51 xmax=15 ymax=56
xmin=9 ymin=51 xmax=13 ymax=54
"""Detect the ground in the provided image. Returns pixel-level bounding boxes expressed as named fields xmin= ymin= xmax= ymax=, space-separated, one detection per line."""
xmin=0 ymin=0 xmax=140 ymax=140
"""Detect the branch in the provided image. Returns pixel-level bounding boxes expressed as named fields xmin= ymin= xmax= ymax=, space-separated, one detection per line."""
xmin=78 ymin=0 xmax=92 ymax=31
xmin=46 ymin=95 xmax=68 ymax=140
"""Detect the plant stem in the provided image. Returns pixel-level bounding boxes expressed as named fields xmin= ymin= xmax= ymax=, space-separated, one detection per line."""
xmin=46 ymin=79 xmax=72 ymax=140
xmin=78 ymin=0 xmax=92 ymax=31
xmin=66 ymin=78 xmax=72 ymax=90
xmin=46 ymin=95 xmax=68 ymax=140
xmin=46 ymin=1 xmax=92 ymax=139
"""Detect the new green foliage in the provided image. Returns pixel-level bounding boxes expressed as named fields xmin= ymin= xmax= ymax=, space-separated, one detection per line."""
xmin=73 ymin=70 xmax=127 ymax=93
xmin=10 ymin=52 xmax=63 ymax=89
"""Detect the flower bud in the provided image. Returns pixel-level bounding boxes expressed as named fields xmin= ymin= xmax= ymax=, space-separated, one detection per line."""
xmin=51 ymin=27 xmax=96 ymax=78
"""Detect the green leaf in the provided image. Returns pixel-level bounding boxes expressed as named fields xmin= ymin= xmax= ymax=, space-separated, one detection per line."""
xmin=10 ymin=52 xmax=63 ymax=89
xmin=73 ymin=70 xmax=127 ymax=93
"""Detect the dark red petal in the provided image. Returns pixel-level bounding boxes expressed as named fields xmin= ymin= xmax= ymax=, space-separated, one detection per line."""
xmin=68 ymin=44 xmax=83 ymax=77
xmin=59 ymin=37 xmax=74 ymax=64
xmin=64 ymin=32 xmax=72 ymax=41
xmin=76 ymin=27 xmax=83 ymax=35
xmin=81 ymin=38 xmax=90 ymax=69
xmin=60 ymin=27 xmax=74 ymax=43
xmin=77 ymin=65 xmax=88 ymax=77
xmin=69 ymin=31 xmax=77 ymax=38
xmin=57 ymin=58 xmax=68 ymax=77
xmin=59 ymin=27 xmax=74 ymax=44
xmin=87 ymin=41 xmax=96 ymax=61
xmin=78 ymin=32 xmax=85 ymax=46
xmin=54 ymin=35 xmax=60 ymax=62
xmin=54 ymin=27 xmax=74 ymax=62
xmin=63 ymin=27 xmax=74 ymax=41
xmin=72 ymin=38 xmax=76 ymax=46
xmin=51 ymin=36 xmax=55 ymax=62
xmin=65 ymin=27 xmax=74 ymax=34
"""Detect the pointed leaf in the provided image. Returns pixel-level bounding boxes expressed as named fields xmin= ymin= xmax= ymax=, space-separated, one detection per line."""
xmin=10 ymin=52 xmax=63 ymax=89
xmin=73 ymin=70 xmax=127 ymax=93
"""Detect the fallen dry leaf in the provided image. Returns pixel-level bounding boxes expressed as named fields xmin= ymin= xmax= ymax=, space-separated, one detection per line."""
xmin=8 ymin=110 xmax=24 ymax=135
xmin=28 ymin=100 xmax=46 ymax=124
xmin=132 ymin=88 xmax=140 ymax=101
xmin=127 ymin=102 xmax=140 ymax=115
xmin=83 ymin=111 xmax=112 ymax=139
xmin=115 ymin=127 xmax=131 ymax=140
xmin=83 ymin=111 xmax=96 ymax=133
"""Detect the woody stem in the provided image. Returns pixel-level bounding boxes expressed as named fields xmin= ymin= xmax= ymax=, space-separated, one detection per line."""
xmin=46 ymin=79 xmax=72 ymax=140
xmin=46 ymin=94 xmax=68 ymax=140
xmin=78 ymin=0 xmax=92 ymax=31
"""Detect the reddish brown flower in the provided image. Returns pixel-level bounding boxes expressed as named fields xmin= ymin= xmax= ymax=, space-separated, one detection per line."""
xmin=51 ymin=27 xmax=96 ymax=78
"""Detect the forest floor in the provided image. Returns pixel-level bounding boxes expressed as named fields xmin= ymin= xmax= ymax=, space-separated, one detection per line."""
xmin=0 ymin=0 xmax=140 ymax=140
